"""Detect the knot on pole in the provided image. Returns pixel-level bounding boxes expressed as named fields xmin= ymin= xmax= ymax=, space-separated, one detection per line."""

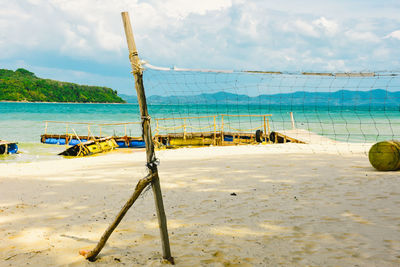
xmin=141 ymin=115 xmax=151 ymax=137
xmin=129 ymin=52 xmax=143 ymax=74
xmin=146 ymin=157 xmax=160 ymax=172
xmin=141 ymin=115 xmax=151 ymax=121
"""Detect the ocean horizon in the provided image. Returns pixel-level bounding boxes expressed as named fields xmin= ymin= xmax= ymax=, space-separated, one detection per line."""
xmin=1 ymin=101 xmax=399 ymax=162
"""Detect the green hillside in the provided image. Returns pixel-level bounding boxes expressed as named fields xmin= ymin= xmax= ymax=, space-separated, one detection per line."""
xmin=0 ymin=68 xmax=125 ymax=103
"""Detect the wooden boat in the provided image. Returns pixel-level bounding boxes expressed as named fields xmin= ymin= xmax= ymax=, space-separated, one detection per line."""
xmin=59 ymin=137 xmax=119 ymax=156
xmin=0 ymin=140 xmax=18 ymax=154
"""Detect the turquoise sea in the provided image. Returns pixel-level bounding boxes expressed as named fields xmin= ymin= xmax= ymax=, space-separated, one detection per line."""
xmin=1 ymin=102 xmax=399 ymax=163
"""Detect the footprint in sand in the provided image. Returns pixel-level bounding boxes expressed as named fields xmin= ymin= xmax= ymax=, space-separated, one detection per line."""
xmin=140 ymin=234 xmax=156 ymax=241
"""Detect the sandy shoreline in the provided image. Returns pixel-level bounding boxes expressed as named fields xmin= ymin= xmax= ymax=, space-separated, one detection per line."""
xmin=1 ymin=144 xmax=399 ymax=266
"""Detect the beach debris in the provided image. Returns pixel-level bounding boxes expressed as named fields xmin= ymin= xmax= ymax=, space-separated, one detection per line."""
xmin=58 ymin=137 xmax=118 ymax=156
xmin=369 ymin=140 xmax=400 ymax=171
xmin=0 ymin=140 xmax=18 ymax=154
xmin=230 ymin=192 xmax=237 ymax=196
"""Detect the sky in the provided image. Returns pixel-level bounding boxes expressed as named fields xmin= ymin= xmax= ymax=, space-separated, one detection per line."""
xmin=1 ymin=0 xmax=400 ymax=95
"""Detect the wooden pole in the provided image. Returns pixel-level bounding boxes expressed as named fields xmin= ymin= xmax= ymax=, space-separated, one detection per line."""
xmin=213 ymin=116 xmax=216 ymax=145
xmin=263 ymin=116 xmax=267 ymax=142
xmin=183 ymin=118 xmax=187 ymax=140
xmin=221 ymin=115 xmax=224 ymax=145
xmin=66 ymin=123 xmax=69 ymax=145
xmin=121 ymin=11 xmax=173 ymax=263
xmin=80 ymin=12 xmax=173 ymax=264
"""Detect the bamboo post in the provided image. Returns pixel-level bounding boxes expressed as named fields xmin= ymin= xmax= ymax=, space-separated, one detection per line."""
xmin=125 ymin=124 xmax=127 ymax=136
xmin=121 ymin=11 xmax=173 ymax=263
xmin=263 ymin=116 xmax=267 ymax=142
xmin=156 ymin=119 xmax=159 ymax=136
xmin=183 ymin=118 xmax=187 ymax=140
xmin=44 ymin=121 xmax=48 ymax=135
xmin=66 ymin=123 xmax=69 ymax=145
xmin=213 ymin=116 xmax=216 ymax=145
xmin=80 ymin=12 xmax=173 ymax=264
xmin=221 ymin=115 xmax=224 ymax=145
xmin=290 ymin=112 xmax=295 ymax=129
xmin=267 ymin=117 xmax=271 ymax=142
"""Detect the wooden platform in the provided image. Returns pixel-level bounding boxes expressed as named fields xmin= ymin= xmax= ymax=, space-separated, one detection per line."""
xmin=154 ymin=132 xmax=265 ymax=147
xmin=154 ymin=129 xmax=333 ymax=148
xmin=274 ymin=129 xmax=337 ymax=144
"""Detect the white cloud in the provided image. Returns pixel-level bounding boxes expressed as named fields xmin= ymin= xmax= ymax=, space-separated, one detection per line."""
xmin=384 ymin=30 xmax=400 ymax=40
xmin=345 ymin=30 xmax=380 ymax=43
xmin=295 ymin=19 xmax=319 ymax=37
xmin=155 ymin=0 xmax=232 ymax=19
xmin=1 ymin=0 xmax=400 ymax=81
xmin=313 ymin=17 xmax=338 ymax=36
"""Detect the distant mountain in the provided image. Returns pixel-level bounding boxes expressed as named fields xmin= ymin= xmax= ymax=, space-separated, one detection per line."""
xmin=119 ymin=94 xmax=138 ymax=103
xmin=0 ymin=68 xmax=125 ymax=103
xmin=119 ymin=89 xmax=400 ymax=106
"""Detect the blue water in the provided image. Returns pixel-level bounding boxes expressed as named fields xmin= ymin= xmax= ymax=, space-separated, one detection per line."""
xmin=1 ymin=102 xmax=399 ymax=162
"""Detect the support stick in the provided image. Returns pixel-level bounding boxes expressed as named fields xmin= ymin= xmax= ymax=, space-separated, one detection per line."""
xmin=121 ymin=11 xmax=173 ymax=264
xmin=290 ymin=112 xmax=295 ymax=129
xmin=80 ymin=173 xmax=155 ymax=261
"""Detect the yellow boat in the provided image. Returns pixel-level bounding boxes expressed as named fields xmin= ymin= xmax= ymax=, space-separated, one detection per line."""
xmin=59 ymin=137 xmax=118 ymax=156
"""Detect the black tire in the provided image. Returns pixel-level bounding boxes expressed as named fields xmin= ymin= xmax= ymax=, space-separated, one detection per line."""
xmin=269 ymin=131 xmax=276 ymax=143
xmin=255 ymin=129 xmax=263 ymax=143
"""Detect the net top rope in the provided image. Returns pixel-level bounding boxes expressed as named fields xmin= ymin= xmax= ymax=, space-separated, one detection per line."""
xmin=141 ymin=61 xmax=400 ymax=77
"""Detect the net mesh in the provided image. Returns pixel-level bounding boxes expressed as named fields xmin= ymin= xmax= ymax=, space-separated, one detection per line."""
xmin=142 ymin=63 xmax=400 ymax=151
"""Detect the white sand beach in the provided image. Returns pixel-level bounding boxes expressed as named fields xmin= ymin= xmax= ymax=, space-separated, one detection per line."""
xmin=0 ymin=143 xmax=399 ymax=266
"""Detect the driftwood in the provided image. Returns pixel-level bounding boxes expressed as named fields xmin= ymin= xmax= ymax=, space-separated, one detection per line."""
xmin=79 ymin=173 xmax=155 ymax=261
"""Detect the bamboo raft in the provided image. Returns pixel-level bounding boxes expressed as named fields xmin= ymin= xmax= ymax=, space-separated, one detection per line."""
xmin=0 ymin=140 xmax=18 ymax=154
xmin=42 ymin=114 xmax=312 ymax=154
xmin=41 ymin=121 xmax=145 ymax=148
xmin=153 ymin=114 xmax=307 ymax=148
xmin=41 ymin=134 xmax=145 ymax=148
